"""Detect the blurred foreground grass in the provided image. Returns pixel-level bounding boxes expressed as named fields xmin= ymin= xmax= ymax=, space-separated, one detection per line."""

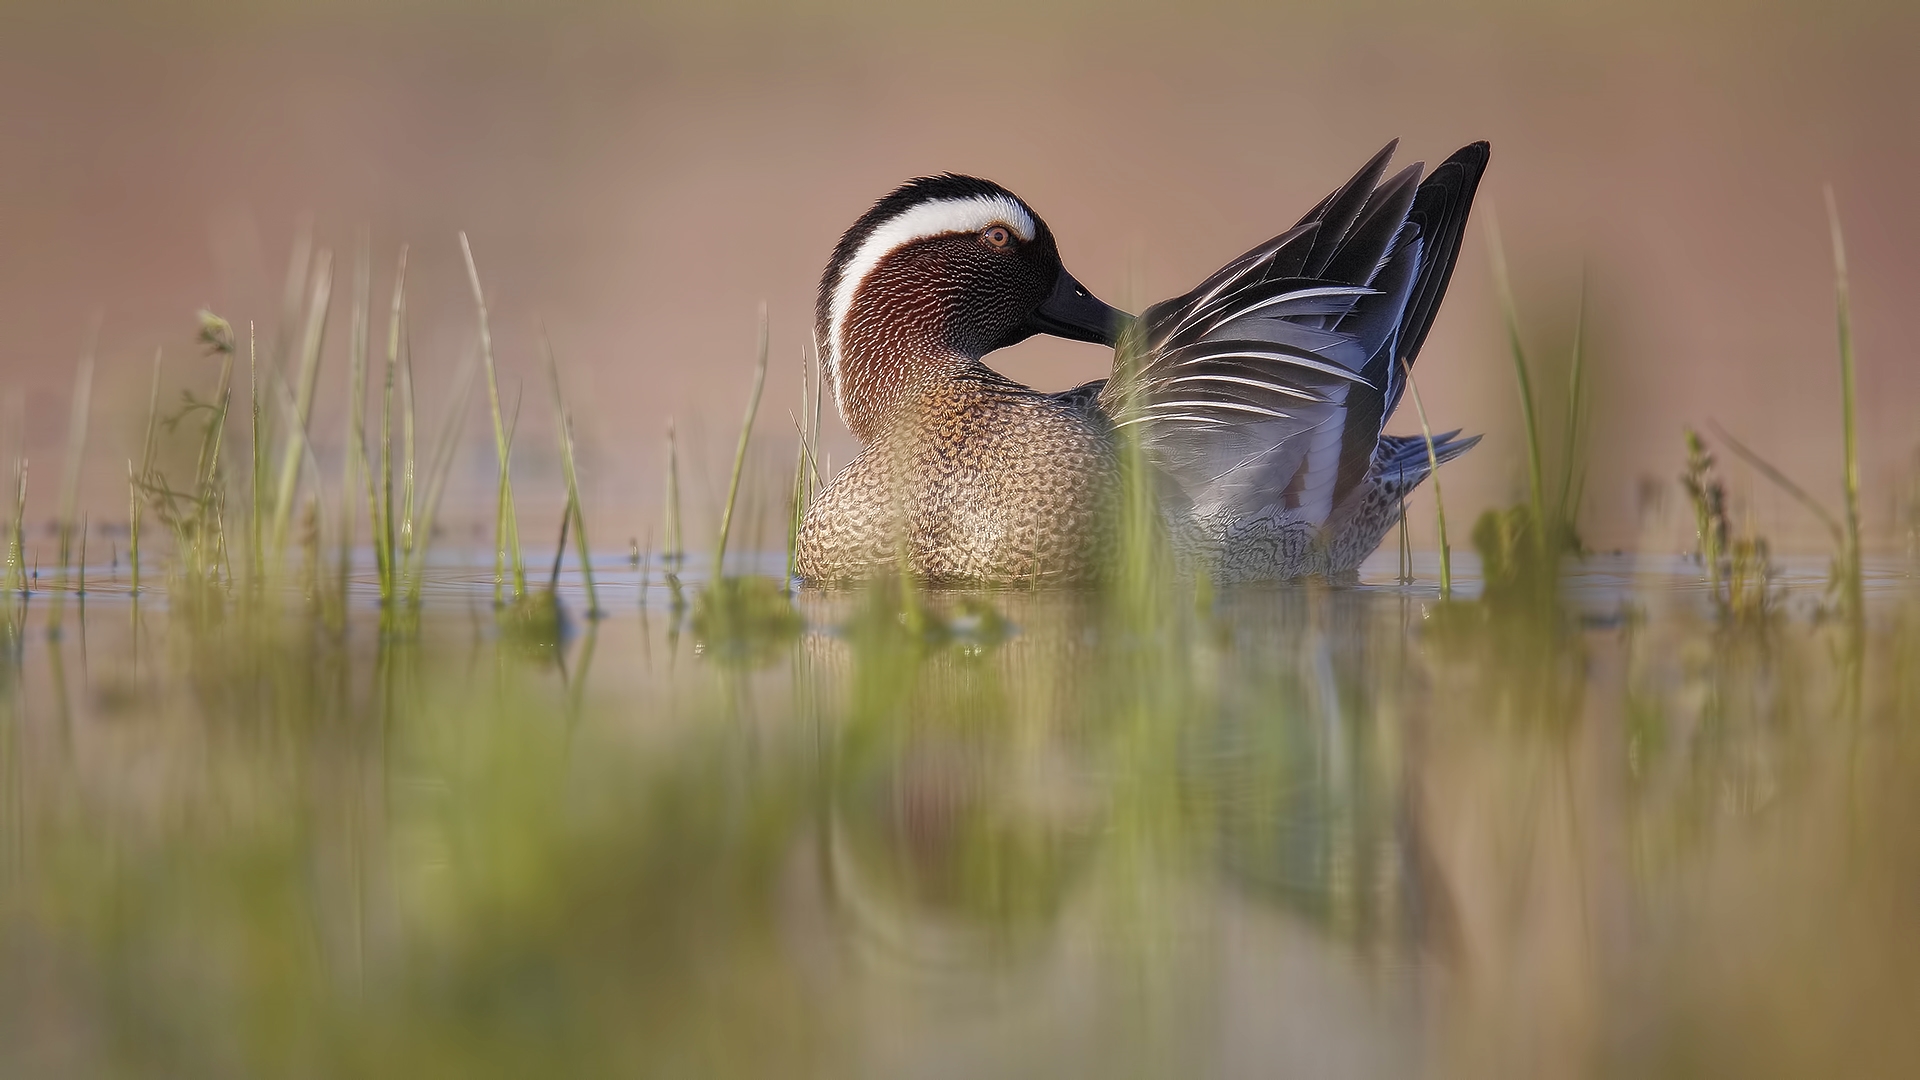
xmin=2 ymin=553 xmax=1919 ymax=1078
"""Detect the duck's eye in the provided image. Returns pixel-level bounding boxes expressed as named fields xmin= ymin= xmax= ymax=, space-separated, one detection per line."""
xmin=980 ymin=225 xmax=1013 ymax=250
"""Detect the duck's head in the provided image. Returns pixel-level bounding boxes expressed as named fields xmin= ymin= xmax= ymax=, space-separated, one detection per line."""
xmin=817 ymin=174 xmax=1124 ymax=440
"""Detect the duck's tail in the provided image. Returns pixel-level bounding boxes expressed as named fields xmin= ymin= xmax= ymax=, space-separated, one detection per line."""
xmin=1374 ymin=430 xmax=1482 ymax=492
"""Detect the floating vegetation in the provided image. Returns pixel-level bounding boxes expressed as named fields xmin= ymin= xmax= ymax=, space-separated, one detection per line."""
xmin=690 ymin=574 xmax=803 ymax=665
xmin=1682 ymin=428 xmax=1777 ymax=621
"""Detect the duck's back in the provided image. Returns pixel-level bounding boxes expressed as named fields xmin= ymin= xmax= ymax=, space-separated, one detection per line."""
xmin=795 ymin=373 xmax=1120 ymax=582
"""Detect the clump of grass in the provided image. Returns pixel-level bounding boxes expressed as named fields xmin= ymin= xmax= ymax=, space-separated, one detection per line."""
xmin=368 ymin=246 xmax=409 ymax=607
xmin=1694 ymin=184 xmax=1866 ymax=627
xmin=1476 ymin=222 xmax=1586 ymax=609
xmin=1682 ymin=429 xmax=1729 ymax=603
xmin=690 ymin=574 xmax=802 ymax=666
xmin=1706 ymin=195 xmax=1864 ymax=628
xmin=111 ymin=233 xmax=483 ymax=624
xmin=694 ymin=306 xmax=805 ymax=658
xmin=1681 ymin=428 xmax=1776 ymax=621
xmin=500 ymin=512 xmax=577 ymax=653
xmin=138 ymin=309 xmax=244 ymax=598
xmin=1707 ymin=419 xmax=1858 ymax=622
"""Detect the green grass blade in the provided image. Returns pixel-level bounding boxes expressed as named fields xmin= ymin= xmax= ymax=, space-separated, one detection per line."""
xmin=459 ymin=232 xmax=525 ymax=606
xmin=713 ymin=305 xmax=769 ymax=579
xmin=248 ymin=322 xmax=262 ymax=585
xmin=1487 ymin=212 xmax=1546 ymax=544
xmin=503 ymin=385 xmax=526 ymax=598
xmin=130 ymin=348 xmax=162 ymax=595
xmin=343 ymin=235 xmax=372 ymax=614
xmin=400 ymin=337 xmax=417 ymax=564
xmin=50 ymin=315 xmax=100 ymax=633
xmin=270 ymin=222 xmax=313 ymax=376
xmin=1402 ymin=359 xmax=1452 ymax=600
xmin=196 ymin=316 xmax=238 ymax=587
xmin=544 ymin=329 xmax=600 ymax=616
xmin=1706 ymin=420 xmax=1843 ymax=544
xmin=403 ymin=357 xmax=478 ymax=608
xmin=9 ymin=457 xmax=26 ymax=597
xmin=271 ymin=250 xmax=334 ymax=566
xmin=665 ymin=419 xmax=682 ymax=567
xmin=1826 ymin=187 xmax=1864 ymax=624
xmin=1557 ymin=271 xmax=1587 ymax=525
xmin=379 ymin=246 xmax=408 ymax=603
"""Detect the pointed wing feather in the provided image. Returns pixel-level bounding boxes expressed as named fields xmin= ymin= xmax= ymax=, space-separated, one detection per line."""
xmin=1386 ymin=141 xmax=1489 ymax=413
xmin=1101 ymin=141 xmax=1489 ymax=531
xmin=1320 ymin=164 xmax=1422 ymax=293
xmin=1140 ymin=223 xmax=1322 ymax=333
xmin=1327 ymin=144 xmax=1491 ymax=502
xmin=1299 ymin=139 xmax=1399 ymax=278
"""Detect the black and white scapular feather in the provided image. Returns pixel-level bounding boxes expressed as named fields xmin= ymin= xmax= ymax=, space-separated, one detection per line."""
xmin=1098 ymin=140 xmax=1488 ymax=574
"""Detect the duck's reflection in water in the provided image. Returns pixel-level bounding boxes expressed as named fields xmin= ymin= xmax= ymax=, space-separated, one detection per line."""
xmin=782 ymin=583 xmax=1458 ymax=1068
xmin=1197 ymin=585 xmax=1459 ymax=963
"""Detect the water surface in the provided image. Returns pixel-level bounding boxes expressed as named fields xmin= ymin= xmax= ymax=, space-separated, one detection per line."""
xmin=2 ymin=553 xmax=1916 ymax=1078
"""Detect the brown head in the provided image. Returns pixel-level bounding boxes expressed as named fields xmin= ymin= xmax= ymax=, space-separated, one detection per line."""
xmin=816 ymin=174 xmax=1124 ymax=441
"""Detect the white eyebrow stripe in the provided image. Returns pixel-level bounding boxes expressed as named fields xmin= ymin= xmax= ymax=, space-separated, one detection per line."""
xmin=827 ymin=194 xmax=1036 ymax=419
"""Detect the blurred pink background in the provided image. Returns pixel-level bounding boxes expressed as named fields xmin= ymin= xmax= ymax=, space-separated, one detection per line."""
xmin=2 ymin=0 xmax=1916 ymax=557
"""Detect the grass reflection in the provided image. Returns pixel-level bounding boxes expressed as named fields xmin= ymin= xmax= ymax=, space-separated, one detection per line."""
xmin=0 ymin=555 xmax=1916 ymax=1076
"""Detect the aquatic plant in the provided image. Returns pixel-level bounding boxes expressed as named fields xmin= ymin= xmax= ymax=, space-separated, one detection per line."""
xmin=1682 ymin=428 xmax=1777 ymax=621
xmin=462 ymin=232 xmax=527 ymax=608
xmin=1402 ymin=358 xmax=1454 ymax=599
xmin=714 ymin=304 xmax=770 ymax=579
xmin=546 ymin=330 xmax=601 ymax=617
xmin=1476 ymin=221 xmax=1587 ymax=609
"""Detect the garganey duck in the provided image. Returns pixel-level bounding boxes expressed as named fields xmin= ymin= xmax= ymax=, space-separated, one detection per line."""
xmin=794 ymin=140 xmax=1489 ymax=583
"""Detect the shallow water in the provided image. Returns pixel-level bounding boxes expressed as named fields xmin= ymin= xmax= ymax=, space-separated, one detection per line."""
xmin=3 ymin=553 xmax=1918 ymax=1078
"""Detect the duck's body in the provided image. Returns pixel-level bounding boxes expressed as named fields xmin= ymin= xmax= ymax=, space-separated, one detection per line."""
xmin=795 ymin=142 xmax=1488 ymax=584
xmin=796 ymin=371 xmax=1120 ymax=581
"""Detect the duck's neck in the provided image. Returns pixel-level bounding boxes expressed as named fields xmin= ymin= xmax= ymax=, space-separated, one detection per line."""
xmin=829 ymin=323 xmax=974 ymax=443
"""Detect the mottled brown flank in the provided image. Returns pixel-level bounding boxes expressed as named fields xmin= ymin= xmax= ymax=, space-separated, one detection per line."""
xmin=795 ymin=367 xmax=1121 ymax=582
xmin=797 ymin=368 xmax=1425 ymax=584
